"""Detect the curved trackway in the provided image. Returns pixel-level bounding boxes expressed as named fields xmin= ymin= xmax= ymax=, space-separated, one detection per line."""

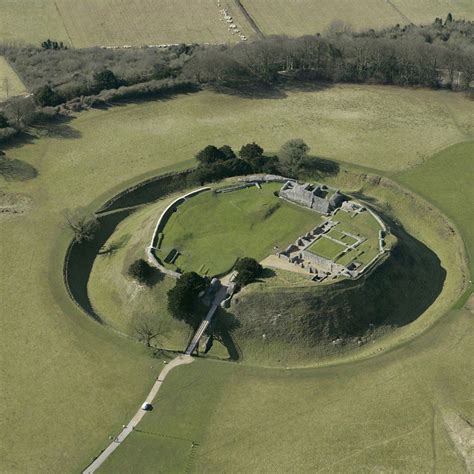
xmin=82 ymin=355 xmax=194 ymax=474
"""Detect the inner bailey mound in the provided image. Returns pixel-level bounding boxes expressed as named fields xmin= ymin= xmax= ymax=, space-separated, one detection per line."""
xmin=225 ymin=224 xmax=445 ymax=346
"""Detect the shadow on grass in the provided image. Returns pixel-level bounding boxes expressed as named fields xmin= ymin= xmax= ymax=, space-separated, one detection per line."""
xmin=225 ymin=209 xmax=446 ymax=350
xmin=210 ymin=307 xmax=242 ymax=361
xmin=212 ymin=78 xmax=335 ymax=100
xmin=0 ymin=155 xmax=38 ymax=181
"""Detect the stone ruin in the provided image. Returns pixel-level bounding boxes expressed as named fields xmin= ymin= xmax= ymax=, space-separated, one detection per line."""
xmin=279 ymin=181 xmax=346 ymax=214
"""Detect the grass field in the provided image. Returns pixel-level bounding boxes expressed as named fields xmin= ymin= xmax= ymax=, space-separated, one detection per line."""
xmin=1 ymin=0 xmax=472 ymax=47
xmin=100 ymin=304 xmax=473 ymax=472
xmin=160 ymin=183 xmax=317 ymax=275
xmin=3 ymin=86 xmax=472 ymax=174
xmin=0 ymin=56 xmax=27 ymax=99
xmin=307 ymin=236 xmax=345 ymax=259
xmin=396 ymin=141 xmax=474 ymax=276
xmin=241 ymin=0 xmax=474 ymax=36
xmin=0 ymin=0 xmax=253 ymax=47
xmin=0 ymin=86 xmax=472 ymax=472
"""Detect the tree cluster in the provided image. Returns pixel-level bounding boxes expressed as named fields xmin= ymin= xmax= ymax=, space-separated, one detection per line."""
xmin=234 ymin=257 xmax=263 ymax=287
xmin=41 ymin=39 xmax=67 ymax=50
xmin=167 ymin=272 xmax=208 ymax=328
xmin=192 ymin=138 xmax=313 ymax=184
xmin=184 ymin=16 xmax=474 ymax=90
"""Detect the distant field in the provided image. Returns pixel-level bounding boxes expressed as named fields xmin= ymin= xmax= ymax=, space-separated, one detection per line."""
xmin=1 ymin=0 xmax=472 ymax=47
xmin=0 ymin=0 xmax=253 ymax=47
xmin=0 ymin=0 xmax=70 ymax=46
xmin=0 ymin=56 xmax=27 ymax=99
xmin=241 ymin=0 xmax=474 ymax=36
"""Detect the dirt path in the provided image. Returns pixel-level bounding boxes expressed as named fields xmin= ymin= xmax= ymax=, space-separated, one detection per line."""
xmin=82 ymin=355 xmax=194 ymax=473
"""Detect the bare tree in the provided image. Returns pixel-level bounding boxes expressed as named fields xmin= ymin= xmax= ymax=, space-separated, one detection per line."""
xmin=4 ymin=96 xmax=36 ymax=129
xmin=2 ymin=77 xmax=10 ymax=99
xmin=135 ymin=320 xmax=162 ymax=347
xmin=64 ymin=208 xmax=99 ymax=243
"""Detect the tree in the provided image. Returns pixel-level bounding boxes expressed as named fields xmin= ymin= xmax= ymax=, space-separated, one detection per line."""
xmin=278 ymin=139 xmax=310 ymax=176
xmin=195 ymin=145 xmax=226 ymax=165
xmin=93 ymin=69 xmax=120 ymax=92
xmin=2 ymin=78 xmax=9 ymax=99
xmin=239 ymin=142 xmax=264 ymax=162
xmin=0 ymin=112 xmax=9 ymax=128
xmin=234 ymin=257 xmax=263 ymax=286
xmin=35 ymin=85 xmax=63 ymax=107
xmin=64 ymin=209 xmax=99 ymax=243
xmin=4 ymin=97 xmax=37 ymax=129
xmin=128 ymin=259 xmax=154 ymax=285
xmin=219 ymin=145 xmax=237 ymax=160
xmin=167 ymin=272 xmax=207 ymax=327
xmin=135 ymin=319 xmax=161 ymax=347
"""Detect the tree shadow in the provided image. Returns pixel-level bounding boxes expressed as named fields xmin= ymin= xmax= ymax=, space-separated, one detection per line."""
xmin=259 ymin=267 xmax=276 ymax=280
xmin=211 ymin=80 xmax=288 ymax=99
xmin=0 ymin=155 xmax=38 ymax=181
xmin=212 ymin=77 xmax=335 ymax=100
xmin=210 ymin=307 xmax=242 ymax=361
xmin=146 ymin=267 xmax=165 ymax=287
xmin=302 ymin=155 xmax=340 ymax=178
xmin=97 ymin=233 xmax=131 ymax=256
xmin=33 ymin=114 xmax=82 ymax=139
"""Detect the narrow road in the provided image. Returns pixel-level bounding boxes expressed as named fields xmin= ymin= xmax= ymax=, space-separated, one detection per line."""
xmin=82 ymin=355 xmax=194 ymax=474
xmin=185 ymin=284 xmax=228 ymax=355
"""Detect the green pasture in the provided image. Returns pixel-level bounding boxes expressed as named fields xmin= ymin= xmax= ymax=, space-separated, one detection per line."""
xmin=159 ymin=183 xmax=318 ymax=275
xmin=100 ymin=306 xmax=473 ymax=472
xmin=307 ymin=236 xmax=345 ymax=260
xmin=0 ymin=86 xmax=472 ymax=472
xmin=396 ymin=141 xmax=474 ymax=276
xmin=242 ymin=0 xmax=474 ymax=36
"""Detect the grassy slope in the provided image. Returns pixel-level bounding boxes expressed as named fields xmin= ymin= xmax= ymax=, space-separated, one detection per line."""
xmin=101 ymin=305 xmax=473 ymax=472
xmin=162 ymin=183 xmax=318 ymax=275
xmin=88 ymin=195 xmax=192 ymax=348
xmin=0 ymin=56 xmax=27 ymax=99
xmin=0 ymin=88 xmax=472 ymax=472
xmin=242 ymin=0 xmax=474 ymax=36
xmin=6 ymin=86 xmax=472 ymax=174
xmin=0 ymin=0 xmax=252 ymax=48
xmin=396 ymin=141 xmax=474 ymax=276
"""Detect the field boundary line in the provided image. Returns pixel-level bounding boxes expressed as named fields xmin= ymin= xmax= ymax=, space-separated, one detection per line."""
xmin=233 ymin=0 xmax=265 ymax=38
xmin=385 ymin=0 xmax=413 ymax=24
xmin=53 ymin=1 xmax=75 ymax=47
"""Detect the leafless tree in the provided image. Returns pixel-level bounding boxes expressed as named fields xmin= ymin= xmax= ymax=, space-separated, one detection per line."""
xmin=64 ymin=208 xmax=99 ymax=243
xmin=135 ymin=320 xmax=162 ymax=347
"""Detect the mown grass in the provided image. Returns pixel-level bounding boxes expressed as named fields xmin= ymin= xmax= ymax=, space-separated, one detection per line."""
xmin=0 ymin=87 xmax=472 ymax=472
xmin=241 ymin=0 xmax=474 ymax=36
xmin=160 ymin=183 xmax=318 ymax=275
xmin=307 ymin=236 xmax=345 ymax=259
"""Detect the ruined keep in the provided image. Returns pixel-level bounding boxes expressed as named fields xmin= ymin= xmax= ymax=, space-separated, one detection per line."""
xmin=279 ymin=181 xmax=345 ymax=214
